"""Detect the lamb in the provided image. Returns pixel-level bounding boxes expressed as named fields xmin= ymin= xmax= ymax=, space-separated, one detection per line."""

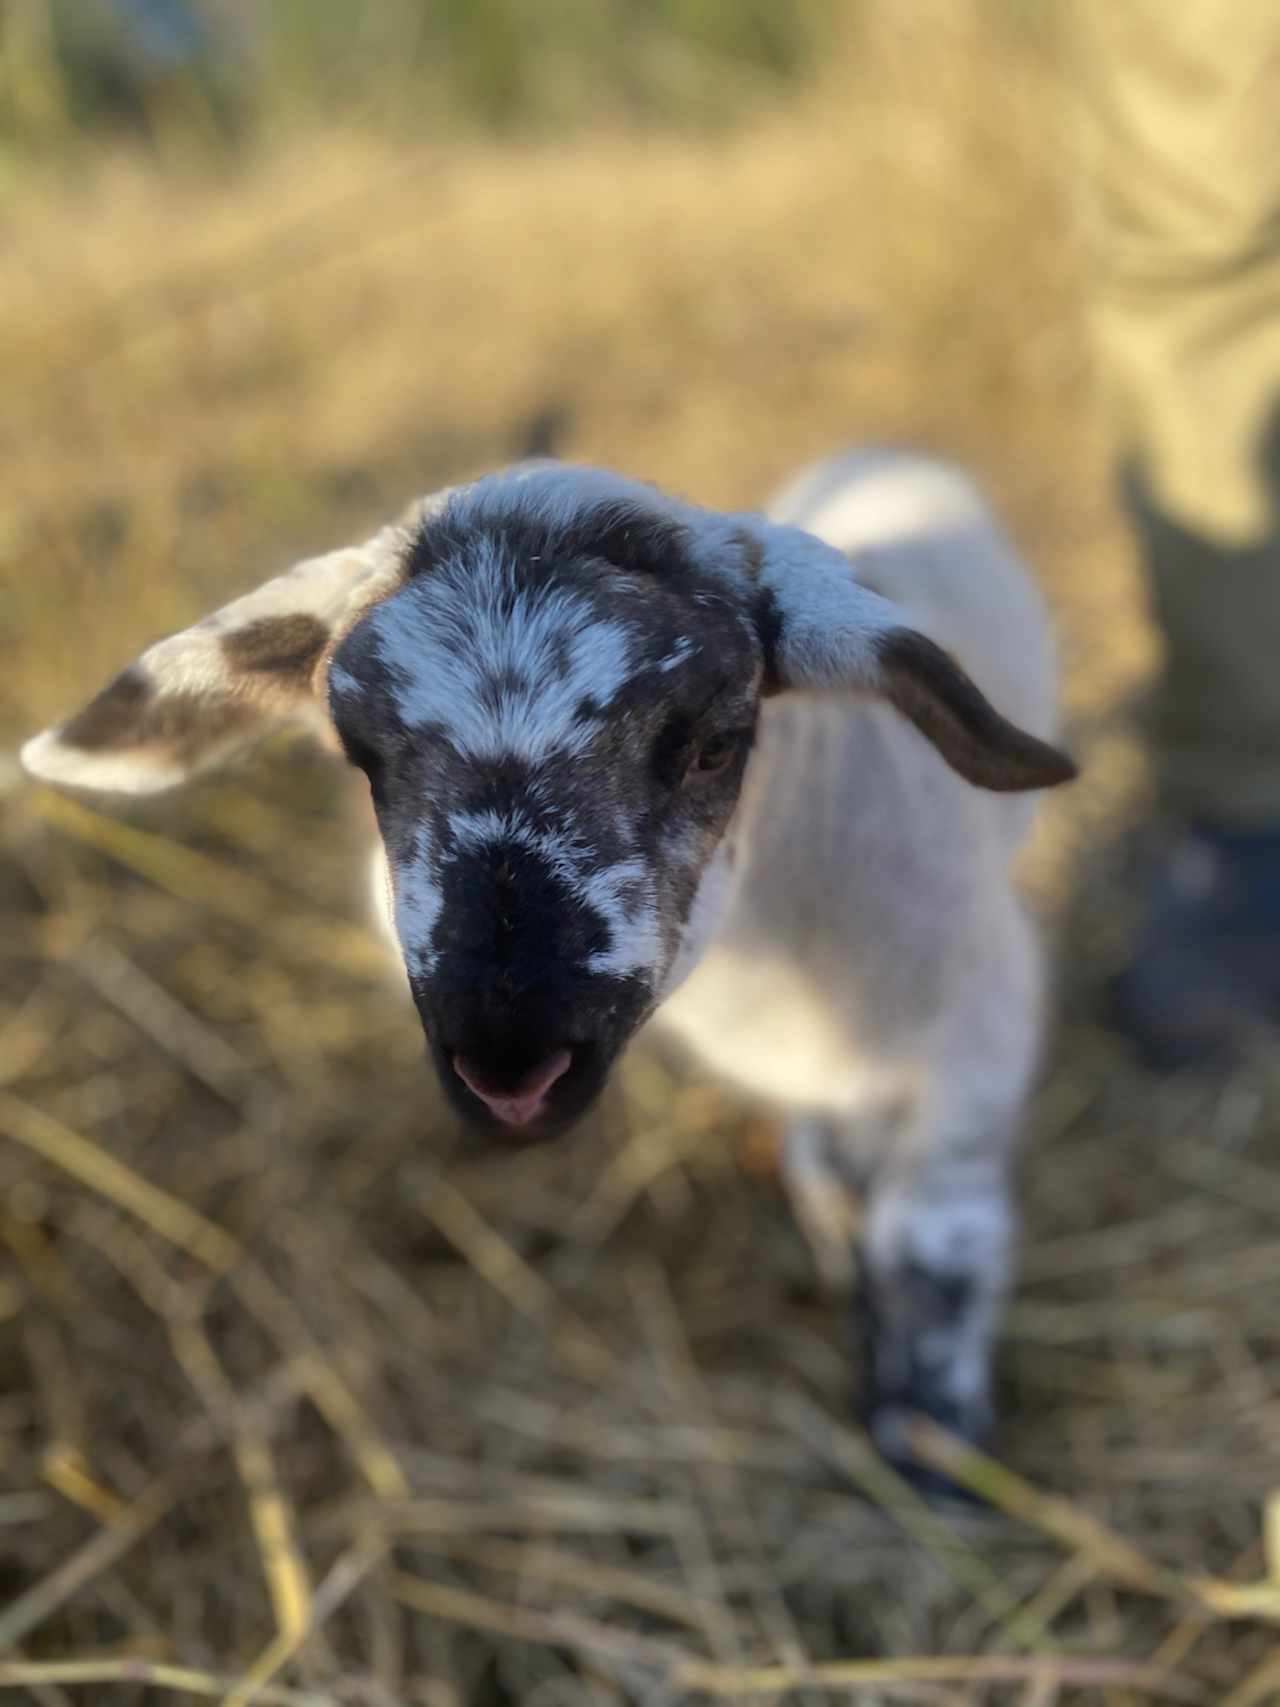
xmin=21 ymin=450 xmax=1074 ymax=1467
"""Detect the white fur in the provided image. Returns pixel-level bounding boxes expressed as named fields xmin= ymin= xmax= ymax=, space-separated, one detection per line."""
xmin=578 ymin=859 xmax=664 ymax=979
xmin=369 ymin=538 xmax=638 ymax=764
xmin=660 ymin=447 xmax=1054 ymax=1128
xmin=20 ymin=727 xmax=189 ymax=795
xmin=652 ymin=448 xmax=1057 ymax=1435
xmin=768 ymin=448 xmax=990 ymax=543
xmin=746 ymin=518 xmax=900 ymax=691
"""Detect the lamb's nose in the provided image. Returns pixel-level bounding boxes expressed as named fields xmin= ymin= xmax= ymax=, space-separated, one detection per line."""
xmin=452 ymin=1048 xmax=573 ymax=1127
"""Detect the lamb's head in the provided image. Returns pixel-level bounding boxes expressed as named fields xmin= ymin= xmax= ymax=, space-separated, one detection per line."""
xmin=21 ymin=462 xmax=1074 ymax=1140
xmin=326 ymin=472 xmax=770 ymax=1137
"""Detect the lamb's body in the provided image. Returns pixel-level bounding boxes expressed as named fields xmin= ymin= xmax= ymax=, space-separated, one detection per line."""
xmin=22 ymin=446 xmax=1071 ymax=1467
xmin=664 ymin=454 xmax=1049 ymax=1103
xmin=659 ymin=451 xmax=1055 ymax=1449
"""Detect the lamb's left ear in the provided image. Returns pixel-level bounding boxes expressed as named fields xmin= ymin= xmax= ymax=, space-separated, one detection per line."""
xmin=21 ymin=525 xmax=407 ymax=796
xmin=744 ymin=519 xmax=1076 ymax=793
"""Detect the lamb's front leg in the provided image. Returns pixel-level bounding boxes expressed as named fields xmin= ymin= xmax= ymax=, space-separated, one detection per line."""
xmin=857 ymin=1139 xmax=1015 ymax=1468
xmin=785 ymin=1111 xmax=1015 ymax=1465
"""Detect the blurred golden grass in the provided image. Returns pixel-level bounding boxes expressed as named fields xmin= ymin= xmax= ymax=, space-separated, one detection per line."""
xmin=2 ymin=5 xmax=1148 ymax=731
xmin=6 ymin=3 xmax=1280 ymax=1703
xmin=1 ymin=0 xmax=814 ymax=151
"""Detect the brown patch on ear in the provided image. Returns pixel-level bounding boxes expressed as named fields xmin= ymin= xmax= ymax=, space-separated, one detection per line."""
xmin=60 ymin=667 xmax=154 ymax=750
xmin=877 ymin=629 xmax=1077 ymax=793
xmin=60 ymin=666 xmax=258 ymax=763
xmin=221 ymin=614 xmax=330 ymax=686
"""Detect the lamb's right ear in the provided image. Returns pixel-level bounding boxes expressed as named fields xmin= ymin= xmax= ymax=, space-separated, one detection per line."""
xmin=21 ymin=524 xmax=410 ymax=797
xmin=731 ymin=512 xmax=1076 ymax=794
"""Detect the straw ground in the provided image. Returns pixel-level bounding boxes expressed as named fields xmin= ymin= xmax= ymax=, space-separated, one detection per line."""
xmin=4 ymin=6 xmax=1280 ymax=1702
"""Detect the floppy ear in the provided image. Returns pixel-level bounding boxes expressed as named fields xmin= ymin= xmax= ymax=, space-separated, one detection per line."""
xmin=743 ymin=518 xmax=1076 ymax=793
xmin=21 ymin=524 xmax=408 ymax=796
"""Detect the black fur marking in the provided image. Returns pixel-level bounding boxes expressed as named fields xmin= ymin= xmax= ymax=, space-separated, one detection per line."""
xmin=855 ymin=1246 xmax=994 ymax=1490
xmin=562 ymin=498 xmax=695 ymax=582
xmin=477 ymin=666 xmax=533 ymax=715
xmin=877 ymin=629 xmax=1077 ymax=793
xmin=405 ymin=495 xmax=696 ymax=586
xmin=60 ymin=667 xmax=152 ymax=750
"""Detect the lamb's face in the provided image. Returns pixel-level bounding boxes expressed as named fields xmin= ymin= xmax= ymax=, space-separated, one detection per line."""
xmin=328 ymin=495 xmax=763 ymax=1139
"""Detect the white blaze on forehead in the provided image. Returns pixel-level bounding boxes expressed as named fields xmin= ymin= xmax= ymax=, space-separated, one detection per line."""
xmin=367 ymin=537 xmax=637 ymax=762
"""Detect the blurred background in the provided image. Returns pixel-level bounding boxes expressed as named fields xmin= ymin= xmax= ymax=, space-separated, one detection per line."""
xmin=4 ymin=3 xmax=1279 ymax=1703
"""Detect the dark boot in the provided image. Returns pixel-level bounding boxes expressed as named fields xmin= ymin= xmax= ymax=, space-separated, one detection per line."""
xmin=1110 ymin=821 xmax=1280 ymax=1068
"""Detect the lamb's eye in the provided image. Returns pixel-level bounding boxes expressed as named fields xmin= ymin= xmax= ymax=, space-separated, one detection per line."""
xmin=689 ymin=731 xmax=742 ymax=779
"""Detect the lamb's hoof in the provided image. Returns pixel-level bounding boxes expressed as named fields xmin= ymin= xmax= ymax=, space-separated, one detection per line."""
xmin=865 ymin=1399 xmax=992 ymax=1509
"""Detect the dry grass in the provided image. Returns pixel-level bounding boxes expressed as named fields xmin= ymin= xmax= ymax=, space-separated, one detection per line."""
xmin=5 ymin=4 xmax=1280 ymax=1702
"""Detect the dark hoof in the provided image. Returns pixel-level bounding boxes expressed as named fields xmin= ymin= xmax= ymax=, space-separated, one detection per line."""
xmin=883 ymin=1452 xmax=989 ymax=1508
xmin=865 ymin=1400 xmax=993 ymax=1508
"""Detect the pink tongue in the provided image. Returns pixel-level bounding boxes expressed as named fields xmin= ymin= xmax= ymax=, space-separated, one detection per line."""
xmin=454 ymin=1049 xmax=573 ymax=1127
